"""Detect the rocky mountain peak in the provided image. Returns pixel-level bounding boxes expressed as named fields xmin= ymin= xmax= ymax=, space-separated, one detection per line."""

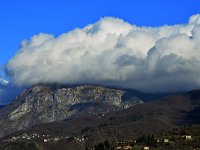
xmin=0 ymin=84 xmax=143 ymax=138
xmin=31 ymin=84 xmax=47 ymax=92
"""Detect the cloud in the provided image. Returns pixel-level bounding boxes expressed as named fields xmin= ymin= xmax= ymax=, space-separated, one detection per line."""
xmin=6 ymin=14 xmax=200 ymax=93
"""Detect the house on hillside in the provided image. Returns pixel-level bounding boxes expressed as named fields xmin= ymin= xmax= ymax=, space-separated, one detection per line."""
xmin=164 ymin=139 xmax=169 ymax=143
xmin=123 ymin=145 xmax=133 ymax=150
xmin=44 ymin=139 xmax=49 ymax=142
xmin=185 ymin=135 xmax=192 ymax=140
xmin=116 ymin=146 xmax=122 ymax=150
xmin=143 ymin=146 xmax=150 ymax=150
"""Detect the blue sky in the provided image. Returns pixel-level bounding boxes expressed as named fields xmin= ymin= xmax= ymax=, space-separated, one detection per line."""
xmin=0 ymin=0 xmax=200 ymax=104
xmin=1 ymin=0 xmax=200 ymax=68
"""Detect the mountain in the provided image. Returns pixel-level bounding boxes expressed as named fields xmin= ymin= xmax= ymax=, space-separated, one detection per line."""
xmin=1 ymin=89 xmax=200 ymax=150
xmin=0 ymin=105 xmax=4 ymax=109
xmin=2 ymin=84 xmax=200 ymax=149
xmin=0 ymin=78 xmax=8 ymax=110
xmin=0 ymin=84 xmax=145 ymax=138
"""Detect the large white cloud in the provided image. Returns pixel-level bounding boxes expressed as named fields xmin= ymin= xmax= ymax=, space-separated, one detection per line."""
xmin=6 ymin=14 xmax=200 ymax=92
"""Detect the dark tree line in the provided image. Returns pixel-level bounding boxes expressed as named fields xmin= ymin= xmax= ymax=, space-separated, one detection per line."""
xmin=86 ymin=141 xmax=114 ymax=150
xmin=136 ymin=134 xmax=157 ymax=147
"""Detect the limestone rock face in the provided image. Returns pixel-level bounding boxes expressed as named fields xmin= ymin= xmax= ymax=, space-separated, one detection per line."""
xmin=0 ymin=84 xmax=143 ymax=138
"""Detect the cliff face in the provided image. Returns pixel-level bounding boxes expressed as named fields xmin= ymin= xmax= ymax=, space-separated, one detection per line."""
xmin=0 ymin=84 xmax=143 ymax=138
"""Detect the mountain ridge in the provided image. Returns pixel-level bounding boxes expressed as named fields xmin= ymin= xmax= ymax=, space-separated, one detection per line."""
xmin=1 ymin=89 xmax=200 ymax=149
xmin=0 ymin=84 xmax=145 ymax=138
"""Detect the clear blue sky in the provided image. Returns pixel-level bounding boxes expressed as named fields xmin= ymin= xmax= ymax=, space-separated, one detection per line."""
xmin=0 ymin=0 xmax=200 ymax=67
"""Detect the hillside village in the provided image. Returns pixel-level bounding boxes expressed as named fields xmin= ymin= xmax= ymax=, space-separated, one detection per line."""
xmin=1 ymin=125 xmax=200 ymax=150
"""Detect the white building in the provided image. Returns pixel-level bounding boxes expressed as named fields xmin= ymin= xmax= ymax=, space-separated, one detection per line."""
xmin=143 ymin=146 xmax=150 ymax=150
xmin=185 ymin=135 xmax=192 ymax=139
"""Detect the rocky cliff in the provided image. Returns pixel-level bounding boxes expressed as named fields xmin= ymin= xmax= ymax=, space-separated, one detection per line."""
xmin=0 ymin=84 xmax=143 ymax=138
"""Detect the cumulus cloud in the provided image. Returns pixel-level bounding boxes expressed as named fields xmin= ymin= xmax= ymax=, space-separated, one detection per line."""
xmin=6 ymin=14 xmax=200 ymax=92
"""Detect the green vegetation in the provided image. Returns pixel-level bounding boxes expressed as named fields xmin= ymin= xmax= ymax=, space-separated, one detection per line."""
xmin=1 ymin=125 xmax=200 ymax=150
xmin=136 ymin=134 xmax=157 ymax=147
xmin=90 ymin=126 xmax=200 ymax=150
xmin=132 ymin=145 xmax=143 ymax=150
xmin=87 ymin=141 xmax=114 ymax=150
xmin=2 ymin=142 xmax=38 ymax=150
xmin=129 ymin=114 xmax=143 ymax=122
